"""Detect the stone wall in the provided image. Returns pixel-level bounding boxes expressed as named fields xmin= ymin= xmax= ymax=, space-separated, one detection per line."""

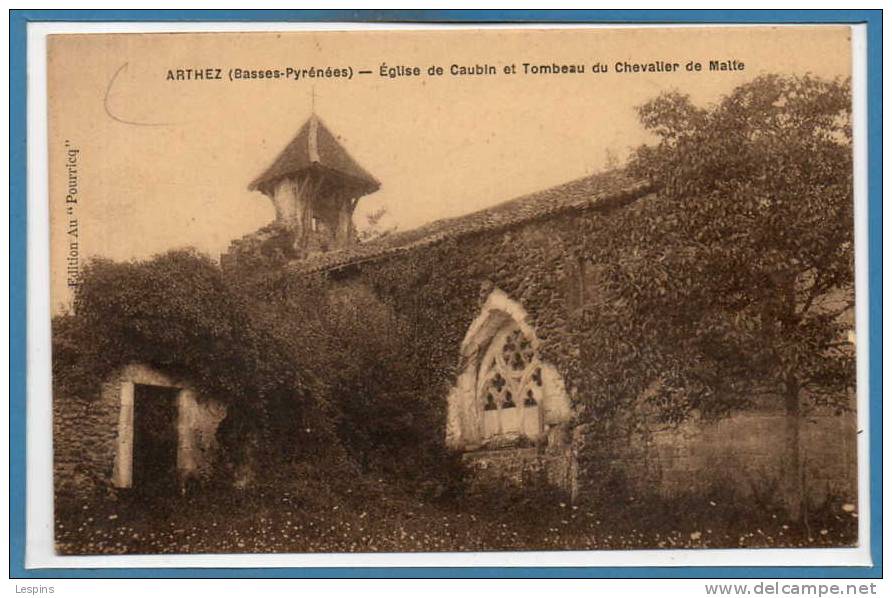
xmin=569 ymin=409 xmax=857 ymax=507
xmin=463 ymin=448 xmax=573 ymax=496
xmin=54 ymin=363 xmax=227 ymax=500
xmin=54 ymin=388 xmax=121 ymax=500
xmin=229 ymin=187 xmax=857 ymax=508
xmin=177 ymin=389 xmax=227 ymax=483
xmin=462 ymin=422 xmax=577 ymax=498
xmin=647 ymin=411 xmax=857 ymax=504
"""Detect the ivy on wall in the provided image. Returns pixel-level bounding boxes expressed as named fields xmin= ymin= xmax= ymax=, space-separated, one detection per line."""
xmin=52 ymin=250 xmax=341 ymax=479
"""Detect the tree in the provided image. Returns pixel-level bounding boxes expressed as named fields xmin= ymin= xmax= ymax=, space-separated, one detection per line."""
xmin=358 ymin=206 xmax=398 ymax=242
xmin=603 ymin=75 xmax=854 ymax=519
xmin=53 ymin=250 xmax=336 ymax=474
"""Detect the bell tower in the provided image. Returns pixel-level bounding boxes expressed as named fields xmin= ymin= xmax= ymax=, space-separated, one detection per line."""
xmin=248 ymin=115 xmax=380 ymax=256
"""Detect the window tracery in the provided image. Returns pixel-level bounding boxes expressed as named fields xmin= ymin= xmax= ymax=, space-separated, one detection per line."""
xmin=477 ymin=325 xmax=544 ymax=441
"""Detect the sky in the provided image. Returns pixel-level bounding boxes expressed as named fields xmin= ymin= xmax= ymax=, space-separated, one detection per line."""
xmin=47 ymin=26 xmax=852 ymax=310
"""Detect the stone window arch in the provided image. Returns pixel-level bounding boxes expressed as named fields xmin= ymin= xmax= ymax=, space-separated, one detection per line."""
xmin=446 ymin=288 xmax=572 ymax=450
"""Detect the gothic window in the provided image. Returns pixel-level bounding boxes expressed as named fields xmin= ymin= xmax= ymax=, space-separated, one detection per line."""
xmin=478 ymin=325 xmax=544 ymax=441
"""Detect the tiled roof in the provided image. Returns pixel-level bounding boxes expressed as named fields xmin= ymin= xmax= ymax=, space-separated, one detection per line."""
xmin=287 ymin=170 xmax=652 ymax=274
xmin=249 ymin=114 xmax=381 ymax=196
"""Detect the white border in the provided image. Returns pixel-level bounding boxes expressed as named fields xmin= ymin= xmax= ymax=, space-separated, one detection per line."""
xmin=25 ymin=21 xmax=872 ymax=569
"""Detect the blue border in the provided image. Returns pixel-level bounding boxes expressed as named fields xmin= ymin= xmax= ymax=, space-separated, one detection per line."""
xmin=9 ymin=9 xmax=883 ymax=579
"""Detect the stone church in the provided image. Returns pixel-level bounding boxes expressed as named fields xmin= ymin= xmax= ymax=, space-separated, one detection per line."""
xmin=56 ymin=115 xmax=857 ymax=505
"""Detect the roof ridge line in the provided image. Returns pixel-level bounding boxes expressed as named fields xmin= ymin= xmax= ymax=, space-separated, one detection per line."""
xmin=289 ymin=176 xmax=653 ymax=275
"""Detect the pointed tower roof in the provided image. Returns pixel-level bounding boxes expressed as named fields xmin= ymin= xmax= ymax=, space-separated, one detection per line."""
xmin=249 ymin=115 xmax=381 ymax=195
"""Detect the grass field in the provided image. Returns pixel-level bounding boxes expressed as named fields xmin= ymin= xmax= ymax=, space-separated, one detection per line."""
xmin=55 ymin=485 xmax=858 ymax=555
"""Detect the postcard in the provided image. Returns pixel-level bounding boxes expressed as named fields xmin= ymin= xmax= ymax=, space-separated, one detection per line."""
xmin=41 ymin=25 xmax=860 ymax=563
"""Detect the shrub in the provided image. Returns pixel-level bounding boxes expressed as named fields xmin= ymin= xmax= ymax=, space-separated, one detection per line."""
xmin=236 ymin=269 xmax=468 ymax=493
xmin=53 ymin=249 xmax=339 ymax=476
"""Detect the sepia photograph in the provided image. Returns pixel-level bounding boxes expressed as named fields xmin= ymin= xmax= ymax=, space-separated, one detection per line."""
xmin=44 ymin=25 xmax=859 ymax=558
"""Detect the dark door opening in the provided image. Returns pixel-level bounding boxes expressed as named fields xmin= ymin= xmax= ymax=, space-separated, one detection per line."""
xmin=132 ymin=383 xmax=179 ymax=499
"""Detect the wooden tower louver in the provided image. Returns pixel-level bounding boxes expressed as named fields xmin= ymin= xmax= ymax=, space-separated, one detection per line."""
xmin=249 ymin=115 xmax=380 ymax=255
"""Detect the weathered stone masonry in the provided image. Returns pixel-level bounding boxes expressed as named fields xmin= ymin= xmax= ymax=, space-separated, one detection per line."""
xmin=226 ymin=158 xmax=856 ymax=504
xmin=54 ymin=363 xmax=226 ymax=498
xmin=56 ymin=114 xmax=855 ymax=505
